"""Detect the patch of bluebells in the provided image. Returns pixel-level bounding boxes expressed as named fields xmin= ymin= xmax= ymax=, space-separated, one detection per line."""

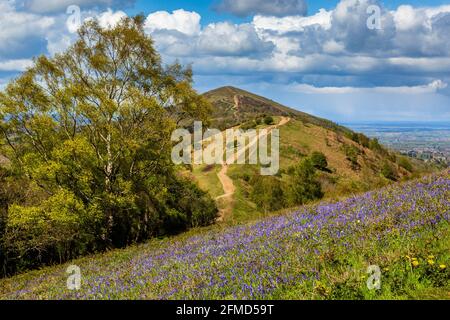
xmin=1 ymin=171 xmax=449 ymax=299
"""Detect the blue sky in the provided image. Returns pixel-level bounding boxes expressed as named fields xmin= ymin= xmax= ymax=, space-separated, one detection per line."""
xmin=1 ymin=0 xmax=450 ymax=122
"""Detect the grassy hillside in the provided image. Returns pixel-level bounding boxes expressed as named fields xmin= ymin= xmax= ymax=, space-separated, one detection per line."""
xmin=1 ymin=170 xmax=448 ymax=299
xmin=204 ymin=86 xmax=350 ymax=133
xmin=189 ymin=88 xmax=435 ymax=223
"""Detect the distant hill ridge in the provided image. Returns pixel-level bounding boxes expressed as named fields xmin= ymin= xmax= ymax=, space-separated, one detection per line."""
xmin=203 ymin=86 xmax=350 ymax=133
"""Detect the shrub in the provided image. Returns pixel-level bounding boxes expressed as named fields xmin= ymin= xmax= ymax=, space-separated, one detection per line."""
xmin=287 ymin=158 xmax=323 ymax=205
xmin=4 ymin=189 xmax=102 ymax=271
xmin=166 ymin=177 xmax=218 ymax=229
xmin=343 ymin=144 xmax=360 ymax=170
xmin=398 ymin=157 xmax=413 ymax=172
xmin=357 ymin=133 xmax=370 ymax=148
xmin=381 ymin=162 xmax=397 ymax=181
xmin=240 ymin=120 xmax=257 ymax=130
xmin=310 ymin=151 xmax=328 ymax=171
xmin=250 ymin=176 xmax=285 ymax=212
xmin=369 ymin=138 xmax=387 ymax=155
xmin=263 ymin=116 xmax=274 ymax=125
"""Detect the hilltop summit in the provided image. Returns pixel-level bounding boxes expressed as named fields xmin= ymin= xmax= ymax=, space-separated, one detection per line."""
xmin=203 ymin=86 xmax=349 ymax=133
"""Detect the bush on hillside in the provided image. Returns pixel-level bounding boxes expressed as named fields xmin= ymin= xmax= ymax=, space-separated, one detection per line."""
xmin=381 ymin=162 xmax=397 ymax=181
xmin=250 ymin=175 xmax=286 ymax=213
xmin=398 ymin=156 xmax=413 ymax=172
xmin=310 ymin=151 xmax=328 ymax=171
xmin=263 ymin=116 xmax=274 ymax=125
xmin=343 ymin=144 xmax=361 ymax=170
xmin=357 ymin=133 xmax=370 ymax=148
xmin=287 ymin=158 xmax=323 ymax=205
xmin=369 ymin=138 xmax=388 ymax=155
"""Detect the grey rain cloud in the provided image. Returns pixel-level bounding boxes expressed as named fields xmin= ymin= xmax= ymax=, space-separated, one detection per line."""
xmin=16 ymin=0 xmax=135 ymax=14
xmin=215 ymin=0 xmax=307 ymax=17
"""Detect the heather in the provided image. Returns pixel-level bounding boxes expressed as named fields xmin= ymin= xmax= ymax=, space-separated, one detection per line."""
xmin=1 ymin=170 xmax=449 ymax=300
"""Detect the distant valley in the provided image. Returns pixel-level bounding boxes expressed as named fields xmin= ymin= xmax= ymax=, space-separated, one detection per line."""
xmin=344 ymin=122 xmax=450 ymax=167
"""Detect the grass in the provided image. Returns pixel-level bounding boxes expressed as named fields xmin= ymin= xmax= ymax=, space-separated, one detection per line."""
xmin=190 ymin=164 xmax=224 ymax=199
xmin=1 ymin=170 xmax=449 ymax=300
xmin=226 ymin=168 xmax=259 ymax=223
xmin=189 ymin=117 xmax=438 ymax=225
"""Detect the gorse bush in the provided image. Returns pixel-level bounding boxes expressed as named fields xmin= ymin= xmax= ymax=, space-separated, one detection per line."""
xmin=0 ymin=16 xmax=217 ymax=276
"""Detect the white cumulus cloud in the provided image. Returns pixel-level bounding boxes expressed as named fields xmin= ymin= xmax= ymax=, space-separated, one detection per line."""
xmin=0 ymin=59 xmax=34 ymax=72
xmin=96 ymin=8 xmax=127 ymax=29
xmin=144 ymin=10 xmax=201 ymax=36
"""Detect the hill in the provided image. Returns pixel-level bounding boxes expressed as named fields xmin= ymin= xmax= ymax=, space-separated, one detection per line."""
xmin=204 ymin=86 xmax=349 ymax=133
xmin=189 ymin=87 xmax=435 ymax=223
xmin=1 ymin=170 xmax=448 ymax=299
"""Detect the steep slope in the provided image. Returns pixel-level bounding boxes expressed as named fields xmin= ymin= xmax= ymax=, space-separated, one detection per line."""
xmin=195 ymin=87 xmax=435 ymax=222
xmin=203 ymin=86 xmax=349 ymax=133
xmin=2 ymin=170 xmax=448 ymax=299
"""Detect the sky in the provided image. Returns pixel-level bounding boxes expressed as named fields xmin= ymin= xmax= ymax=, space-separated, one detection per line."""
xmin=1 ymin=0 xmax=450 ymax=122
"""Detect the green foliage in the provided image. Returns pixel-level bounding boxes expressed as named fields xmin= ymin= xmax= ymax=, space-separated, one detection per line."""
xmin=369 ymin=138 xmax=387 ymax=155
xmin=0 ymin=16 xmax=216 ymax=276
xmin=166 ymin=177 xmax=218 ymax=230
xmin=287 ymin=158 xmax=323 ymax=206
xmin=398 ymin=156 xmax=414 ymax=172
xmin=5 ymin=190 xmax=102 ymax=268
xmin=346 ymin=132 xmax=360 ymax=143
xmin=263 ymin=116 xmax=274 ymax=125
xmin=240 ymin=120 xmax=257 ymax=130
xmin=343 ymin=144 xmax=361 ymax=170
xmin=310 ymin=151 xmax=328 ymax=171
xmin=250 ymin=175 xmax=285 ymax=212
xmin=381 ymin=162 xmax=397 ymax=181
xmin=357 ymin=133 xmax=370 ymax=148
xmin=346 ymin=132 xmax=370 ymax=149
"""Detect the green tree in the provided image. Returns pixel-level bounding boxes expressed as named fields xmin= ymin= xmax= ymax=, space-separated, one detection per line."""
xmin=288 ymin=158 xmax=323 ymax=205
xmin=310 ymin=151 xmax=328 ymax=171
xmin=0 ymin=16 xmax=216 ymax=271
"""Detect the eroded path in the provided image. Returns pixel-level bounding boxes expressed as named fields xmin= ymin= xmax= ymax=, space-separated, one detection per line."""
xmin=215 ymin=116 xmax=291 ymax=222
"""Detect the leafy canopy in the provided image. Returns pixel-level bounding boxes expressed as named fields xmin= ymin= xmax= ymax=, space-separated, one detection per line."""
xmin=0 ymin=16 xmax=216 ymax=274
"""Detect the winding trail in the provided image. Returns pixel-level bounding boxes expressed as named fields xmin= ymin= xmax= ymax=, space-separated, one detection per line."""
xmin=215 ymin=116 xmax=291 ymax=222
